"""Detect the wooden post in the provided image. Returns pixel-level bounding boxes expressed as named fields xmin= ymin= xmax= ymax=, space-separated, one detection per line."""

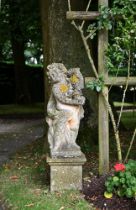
xmin=98 ymin=0 xmax=109 ymax=174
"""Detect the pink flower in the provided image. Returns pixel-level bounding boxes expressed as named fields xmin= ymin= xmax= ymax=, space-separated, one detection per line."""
xmin=114 ymin=163 xmax=125 ymax=172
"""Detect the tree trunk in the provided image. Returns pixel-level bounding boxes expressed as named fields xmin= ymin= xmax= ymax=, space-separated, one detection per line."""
xmin=0 ymin=45 xmax=3 ymax=61
xmin=8 ymin=1 xmax=31 ymax=104
xmin=11 ymin=36 xmax=31 ymax=104
xmin=40 ymin=0 xmax=98 ymax=151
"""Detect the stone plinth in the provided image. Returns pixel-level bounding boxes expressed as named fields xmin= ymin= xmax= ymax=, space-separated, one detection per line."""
xmin=47 ymin=154 xmax=86 ymax=192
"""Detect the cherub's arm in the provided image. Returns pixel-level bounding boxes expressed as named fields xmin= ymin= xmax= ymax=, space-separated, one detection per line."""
xmin=52 ymin=84 xmax=85 ymax=105
xmin=47 ymin=93 xmax=60 ymax=118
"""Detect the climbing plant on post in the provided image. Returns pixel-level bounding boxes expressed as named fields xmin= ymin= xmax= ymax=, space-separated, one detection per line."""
xmin=67 ymin=0 xmax=136 ymax=175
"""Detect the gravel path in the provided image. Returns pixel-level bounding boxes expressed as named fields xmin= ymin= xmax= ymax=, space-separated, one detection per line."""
xmin=0 ymin=118 xmax=44 ymax=167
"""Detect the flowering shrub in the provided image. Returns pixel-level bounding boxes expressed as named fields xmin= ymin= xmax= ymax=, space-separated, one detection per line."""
xmin=114 ymin=163 xmax=125 ymax=172
xmin=104 ymin=160 xmax=136 ymax=198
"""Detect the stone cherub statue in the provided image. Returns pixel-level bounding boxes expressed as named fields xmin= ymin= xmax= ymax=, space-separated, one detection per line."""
xmin=46 ymin=63 xmax=85 ymax=157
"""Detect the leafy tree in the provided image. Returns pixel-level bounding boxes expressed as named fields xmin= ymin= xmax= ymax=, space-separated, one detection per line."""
xmin=0 ymin=0 xmax=42 ymax=104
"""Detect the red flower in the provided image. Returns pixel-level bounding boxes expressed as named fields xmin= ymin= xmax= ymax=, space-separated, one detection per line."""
xmin=114 ymin=163 xmax=125 ymax=172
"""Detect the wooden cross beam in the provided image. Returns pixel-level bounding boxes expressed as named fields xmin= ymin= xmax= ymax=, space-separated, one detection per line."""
xmin=67 ymin=11 xmax=122 ymax=20
xmin=66 ymin=0 xmax=136 ymax=175
xmin=67 ymin=11 xmax=100 ymax=20
xmin=85 ymin=77 xmax=136 ymax=86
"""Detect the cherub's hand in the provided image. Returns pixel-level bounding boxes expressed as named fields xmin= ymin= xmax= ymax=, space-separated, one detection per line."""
xmin=77 ymin=96 xmax=85 ymax=105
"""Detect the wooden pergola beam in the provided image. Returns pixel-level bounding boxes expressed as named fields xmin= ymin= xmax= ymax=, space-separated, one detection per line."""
xmin=66 ymin=11 xmax=122 ymax=21
xmin=66 ymin=11 xmax=100 ymax=20
xmin=85 ymin=77 xmax=136 ymax=86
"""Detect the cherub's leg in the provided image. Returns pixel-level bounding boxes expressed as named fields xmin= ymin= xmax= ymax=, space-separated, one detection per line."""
xmin=66 ymin=108 xmax=80 ymax=147
xmin=53 ymin=111 xmax=71 ymax=151
xmin=67 ymin=118 xmax=80 ymax=148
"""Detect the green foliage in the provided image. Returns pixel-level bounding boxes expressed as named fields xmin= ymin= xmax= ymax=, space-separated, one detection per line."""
xmin=87 ymin=0 xmax=136 ymax=76
xmin=87 ymin=23 xmax=97 ymax=39
xmin=97 ymin=5 xmax=112 ymax=30
xmin=0 ymin=0 xmax=42 ymax=64
xmin=105 ymin=160 xmax=136 ymax=199
xmin=86 ymin=76 xmax=104 ymax=92
xmin=0 ymin=0 xmax=41 ymax=41
xmin=121 ymin=111 xmax=136 ymax=130
xmin=106 ymin=16 xmax=136 ymax=76
xmin=112 ymin=0 xmax=136 ymax=15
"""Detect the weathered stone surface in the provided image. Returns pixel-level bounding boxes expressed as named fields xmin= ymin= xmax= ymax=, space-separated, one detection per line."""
xmin=47 ymin=154 xmax=86 ymax=192
xmin=46 ymin=63 xmax=85 ymax=158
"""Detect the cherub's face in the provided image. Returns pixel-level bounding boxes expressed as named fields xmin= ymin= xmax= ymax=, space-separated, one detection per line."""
xmin=48 ymin=69 xmax=62 ymax=82
xmin=47 ymin=63 xmax=67 ymax=83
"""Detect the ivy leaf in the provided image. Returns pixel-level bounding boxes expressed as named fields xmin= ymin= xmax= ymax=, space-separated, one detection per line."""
xmin=25 ymin=203 xmax=34 ymax=207
xmin=96 ymin=86 xmax=102 ymax=92
xmin=86 ymin=82 xmax=94 ymax=90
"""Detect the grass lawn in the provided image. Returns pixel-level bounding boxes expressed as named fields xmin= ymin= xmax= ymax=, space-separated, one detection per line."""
xmin=114 ymin=101 xmax=136 ymax=130
xmin=0 ymin=140 xmax=94 ymax=210
xmin=121 ymin=111 xmax=136 ymax=130
xmin=0 ymin=102 xmax=135 ymax=209
xmin=114 ymin=101 xmax=136 ymax=107
xmin=0 ymin=103 xmax=44 ymax=115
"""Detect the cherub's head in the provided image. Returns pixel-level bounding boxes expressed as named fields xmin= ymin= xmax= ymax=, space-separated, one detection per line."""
xmin=47 ymin=63 xmax=67 ymax=83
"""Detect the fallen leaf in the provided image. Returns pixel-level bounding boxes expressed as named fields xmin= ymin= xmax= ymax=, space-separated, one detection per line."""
xmin=10 ymin=175 xmax=19 ymax=181
xmin=55 ymin=192 xmax=62 ymax=198
xmin=3 ymin=164 xmax=11 ymax=170
xmin=25 ymin=203 xmax=34 ymax=207
xmin=83 ymin=176 xmax=91 ymax=181
xmin=90 ymin=195 xmax=97 ymax=201
xmin=104 ymin=191 xmax=113 ymax=199
xmin=32 ymin=189 xmax=42 ymax=196
xmin=59 ymin=207 xmax=65 ymax=210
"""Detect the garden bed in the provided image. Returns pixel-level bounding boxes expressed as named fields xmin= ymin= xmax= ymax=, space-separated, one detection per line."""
xmin=83 ymin=175 xmax=136 ymax=210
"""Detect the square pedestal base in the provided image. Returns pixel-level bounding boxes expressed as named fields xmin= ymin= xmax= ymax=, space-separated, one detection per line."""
xmin=47 ymin=154 xmax=86 ymax=192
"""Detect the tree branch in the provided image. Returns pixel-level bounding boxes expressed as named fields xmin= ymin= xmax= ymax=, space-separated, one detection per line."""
xmin=124 ymin=128 xmax=136 ymax=163
xmin=117 ymin=50 xmax=131 ymax=130
xmin=80 ymin=0 xmax=92 ymax=29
